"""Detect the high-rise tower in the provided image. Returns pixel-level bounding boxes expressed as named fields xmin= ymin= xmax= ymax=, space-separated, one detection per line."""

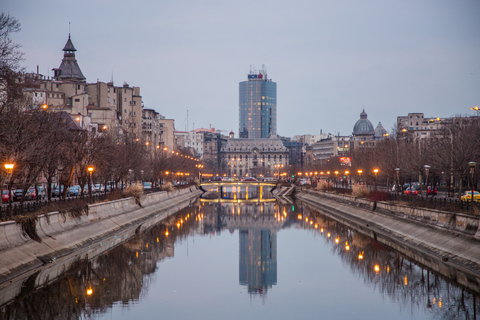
xmin=239 ymin=67 xmax=277 ymax=139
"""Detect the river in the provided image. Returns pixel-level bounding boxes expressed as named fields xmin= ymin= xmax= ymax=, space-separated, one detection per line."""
xmin=0 ymin=197 xmax=478 ymax=319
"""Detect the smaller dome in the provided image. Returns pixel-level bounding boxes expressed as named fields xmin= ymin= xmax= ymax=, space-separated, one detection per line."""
xmin=375 ymin=122 xmax=387 ymax=137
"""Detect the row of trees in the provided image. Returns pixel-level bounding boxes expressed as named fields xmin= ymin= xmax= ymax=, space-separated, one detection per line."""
xmin=0 ymin=13 xmax=203 ymax=207
xmin=309 ymin=118 xmax=480 ymax=197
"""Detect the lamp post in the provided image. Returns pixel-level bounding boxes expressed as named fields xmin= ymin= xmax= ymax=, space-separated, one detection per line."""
xmin=373 ymin=168 xmax=379 ymax=193
xmin=87 ymin=166 xmax=94 ymax=202
xmin=357 ymin=169 xmax=363 ymax=185
xmin=344 ymin=170 xmax=350 ymax=189
xmin=4 ymin=163 xmax=14 ymax=212
xmin=395 ymin=168 xmax=401 ymax=195
xmin=469 ymin=162 xmax=476 ymax=208
xmin=443 ymin=126 xmax=454 ymax=197
xmin=334 ymin=171 xmax=339 ymax=188
xmin=424 ymin=165 xmax=430 ymax=197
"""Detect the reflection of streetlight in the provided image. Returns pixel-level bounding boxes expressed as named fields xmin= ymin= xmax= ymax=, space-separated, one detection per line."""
xmin=86 ymin=287 xmax=93 ymax=296
xmin=374 ymin=264 xmax=380 ymax=273
xmin=469 ymin=162 xmax=476 ymax=208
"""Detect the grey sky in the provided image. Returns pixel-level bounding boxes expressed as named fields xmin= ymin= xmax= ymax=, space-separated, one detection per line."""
xmin=4 ymin=0 xmax=480 ymax=137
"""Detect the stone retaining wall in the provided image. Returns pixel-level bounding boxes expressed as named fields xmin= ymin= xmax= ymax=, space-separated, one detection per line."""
xmin=0 ymin=186 xmax=200 ymax=284
xmin=302 ymin=189 xmax=480 ymax=240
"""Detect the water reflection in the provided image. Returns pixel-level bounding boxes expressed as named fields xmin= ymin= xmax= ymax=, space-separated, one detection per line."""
xmin=201 ymin=184 xmax=275 ymax=201
xmin=0 ymin=200 xmax=479 ymax=319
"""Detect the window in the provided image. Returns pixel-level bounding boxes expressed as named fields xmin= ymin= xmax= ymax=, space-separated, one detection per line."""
xmin=124 ymin=109 xmax=127 ymax=113
xmin=133 ymin=111 xmax=136 ymax=116
xmin=134 ymin=101 xmax=136 ymax=105
xmin=78 ymin=85 xmax=81 ymax=89
xmin=74 ymin=98 xmax=80 ymax=102
xmin=107 ymin=97 xmax=110 ymax=103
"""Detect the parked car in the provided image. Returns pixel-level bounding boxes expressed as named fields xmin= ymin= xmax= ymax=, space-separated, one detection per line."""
xmin=94 ymin=184 xmax=105 ymax=193
xmin=68 ymin=185 xmax=82 ymax=197
xmin=13 ymin=189 xmax=24 ymax=201
xmin=404 ymin=186 xmax=418 ymax=195
xmin=241 ymin=177 xmax=258 ymax=182
xmin=26 ymin=187 xmax=37 ymax=200
xmin=52 ymin=185 xmax=65 ymax=197
xmin=461 ymin=191 xmax=480 ymax=202
xmin=143 ymin=182 xmax=152 ymax=189
xmin=2 ymin=190 xmax=12 ymax=203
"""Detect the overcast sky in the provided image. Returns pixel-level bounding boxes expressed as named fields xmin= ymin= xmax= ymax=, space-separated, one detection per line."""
xmin=4 ymin=0 xmax=480 ymax=137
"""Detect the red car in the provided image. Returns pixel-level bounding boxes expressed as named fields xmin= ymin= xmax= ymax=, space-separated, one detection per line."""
xmin=2 ymin=190 xmax=12 ymax=203
xmin=404 ymin=187 xmax=418 ymax=195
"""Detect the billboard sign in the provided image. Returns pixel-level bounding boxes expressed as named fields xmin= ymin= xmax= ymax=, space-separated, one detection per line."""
xmin=339 ymin=157 xmax=351 ymax=166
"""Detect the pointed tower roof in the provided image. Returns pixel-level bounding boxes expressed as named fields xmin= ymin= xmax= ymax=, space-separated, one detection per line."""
xmin=54 ymin=34 xmax=86 ymax=82
xmin=62 ymin=34 xmax=77 ymax=52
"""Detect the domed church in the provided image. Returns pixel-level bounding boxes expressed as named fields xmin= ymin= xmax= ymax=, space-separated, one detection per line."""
xmin=352 ymin=109 xmax=375 ymax=137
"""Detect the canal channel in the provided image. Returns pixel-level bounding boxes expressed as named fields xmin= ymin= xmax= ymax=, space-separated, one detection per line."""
xmin=0 ymin=188 xmax=478 ymax=319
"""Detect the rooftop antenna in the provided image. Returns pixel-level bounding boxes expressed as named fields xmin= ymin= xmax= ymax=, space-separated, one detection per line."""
xmin=186 ymin=109 xmax=189 ymax=131
xmin=69 ymin=22 xmax=71 ymax=38
xmin=110 ymin=71 xmax=114 ymax=85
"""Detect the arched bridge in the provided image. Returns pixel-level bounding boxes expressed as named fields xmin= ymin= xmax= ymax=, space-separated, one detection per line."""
xmin=199 ymin=181 xmax=278 ymax=201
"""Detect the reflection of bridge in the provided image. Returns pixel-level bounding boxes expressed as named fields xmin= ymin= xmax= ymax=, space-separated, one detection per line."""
xmin=200 ymin=198 xmax=276 ymax=204
xmin=199 ymin=181 xmax=277 ymax=201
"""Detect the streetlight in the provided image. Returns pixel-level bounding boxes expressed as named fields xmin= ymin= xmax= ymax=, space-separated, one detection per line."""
xmin=4 ymin=163 xmax=14 ymax=210
xmin=395 ymin=168 xmax=401 ymax=195
xmin=4 ymin=163 xmax=14 ymax=173
xmin=424 ymin=165 xmax=431 ymax=197
xmin=87 ymin=166 xmax=94 ymax=202
xmin=334 ymin=171 xmax=339 ymax=188
xmin=344 ymin=170 xmax=349 ymax=189
xmin=373 ymin=168 xmax=379 ymax=193
xmin=469 ymin=162 xmax=476 ymax=208
xmin=357 ymin=169 xmax=363 ymax=184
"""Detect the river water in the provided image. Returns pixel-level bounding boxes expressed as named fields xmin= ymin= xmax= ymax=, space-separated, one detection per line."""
xmin=1 ymin=196 xmax=478 ymax=319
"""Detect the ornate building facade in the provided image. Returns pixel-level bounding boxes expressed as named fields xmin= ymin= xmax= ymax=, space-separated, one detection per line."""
xmin=220 ymin=136 xmax=289 ymax=177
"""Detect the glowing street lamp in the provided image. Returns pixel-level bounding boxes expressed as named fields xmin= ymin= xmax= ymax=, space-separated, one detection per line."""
xmin=87 ymin=166 xmax=94 ymax=201
xmin=373 ymin=168 xmax=379 ymax=192
xmin=4 ymin=163 xmax=14 ymax=173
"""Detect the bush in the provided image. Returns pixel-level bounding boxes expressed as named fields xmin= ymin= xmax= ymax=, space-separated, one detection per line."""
xmin=316 ymin=180 xmax=333 ymax=191
xmin=160 ymin=182 xmax=175 ymax=192
xmin=352 ymin=183 xmax=370 ymax=198
xmin=122 ymin=183 xmax=144 ymax=203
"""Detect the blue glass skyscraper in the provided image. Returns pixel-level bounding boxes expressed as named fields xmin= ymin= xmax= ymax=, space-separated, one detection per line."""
xmin=239 ymin=68 xmax=277 ymax=138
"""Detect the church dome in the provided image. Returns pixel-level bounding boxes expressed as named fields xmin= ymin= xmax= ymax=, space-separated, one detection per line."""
xmin=374 ymin=122 xmax=387 ymax=137
xmin=353 ymin=109 xmax=374 ymax=136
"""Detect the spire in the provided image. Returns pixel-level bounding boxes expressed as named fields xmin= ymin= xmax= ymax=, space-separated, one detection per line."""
xmin=54 ymin=33 xmax=86 ymax=81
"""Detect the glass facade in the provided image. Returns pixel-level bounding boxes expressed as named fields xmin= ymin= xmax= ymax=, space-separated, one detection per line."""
xmin=239 ymin=74 xmax=277 ymax=139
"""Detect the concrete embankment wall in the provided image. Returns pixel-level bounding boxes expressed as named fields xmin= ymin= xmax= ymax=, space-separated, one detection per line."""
xmin=295 ymin=188 xmax=480 ymax=293
xmin=0 ymin=186 xmax=201 ymax=285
